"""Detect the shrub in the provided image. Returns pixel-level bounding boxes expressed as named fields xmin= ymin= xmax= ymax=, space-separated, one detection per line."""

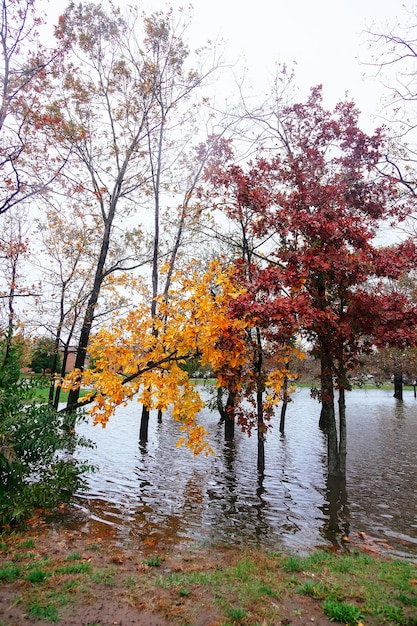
xmin=0 ymin=340 xmax=94 ymax=526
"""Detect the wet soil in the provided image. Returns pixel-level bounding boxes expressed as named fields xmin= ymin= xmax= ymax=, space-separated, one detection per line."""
xmin=0 ymin=518 xmax=336 ymax=626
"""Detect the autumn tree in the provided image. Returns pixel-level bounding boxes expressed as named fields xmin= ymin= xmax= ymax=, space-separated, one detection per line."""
xmin=38 ymin=2 xmax=223 ymax=424
xmin=197 ymin=136 xmax=302 ymax=467
xmin=0 ymin=210 xmax=39 ymax=371
xmin=206 ymin=86 xmax=417 ymax=477
xmin=31 ymin=204 xmax=96 ymax=406
xmin=0 ymin=0 xmax=65 ymax=215
xmin=127 ymin=10 xmax=224 ymax=441
xmin=40 ymin=1 xmax=164 ymax=415
xmin=62 ymin=260 xmax=297 ymax=468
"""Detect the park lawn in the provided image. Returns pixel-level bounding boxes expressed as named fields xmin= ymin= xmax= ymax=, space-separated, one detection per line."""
xmin=29 ymin=385 xmax=90 ymax=404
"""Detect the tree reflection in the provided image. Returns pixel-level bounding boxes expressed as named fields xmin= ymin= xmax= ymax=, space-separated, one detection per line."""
xmin=319 ymin=476 xmax=350 ymax=547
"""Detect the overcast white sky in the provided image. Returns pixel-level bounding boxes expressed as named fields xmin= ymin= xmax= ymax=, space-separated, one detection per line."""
xmin=137 ymin=0 xmax=414 ymax=128
xmin=45 ymin=0 xmax=414 ymax=128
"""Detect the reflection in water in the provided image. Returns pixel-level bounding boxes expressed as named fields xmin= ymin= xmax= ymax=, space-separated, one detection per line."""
xmin=319 ymin=477 xmax=350 ymax=546
xmin=72 ymin=388 xmax=417 ymax=560
xmin=394 ymin=400 xmax=406 ymax=420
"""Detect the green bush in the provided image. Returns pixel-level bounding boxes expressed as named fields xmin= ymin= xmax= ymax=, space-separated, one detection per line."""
xmin=29 ymin=337 xmax=61 ymax=374
xmin=0 ymin=340 xmax=94 ymax=526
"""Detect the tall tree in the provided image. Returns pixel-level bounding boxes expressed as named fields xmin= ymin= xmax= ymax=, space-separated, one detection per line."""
xmin=207 ymin=87 xmax=417 ymax=476
xmin=33 ymin=203 xmax=99 ymax=406
xmin=0 ymin=210 xmax=38 ymax=371
xmin=118 ymin=8 xmax=223 ymax=440
xmin=42 ymin=2 xmax=221 ymax=420
xmin=43 ymin=1 xmax=162 ymax=414
xmin=0 ymin=0 xmax=63 ymax=214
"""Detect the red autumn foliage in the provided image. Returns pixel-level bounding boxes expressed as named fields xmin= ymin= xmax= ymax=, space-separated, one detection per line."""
xmin=203 ymin=86 xmax=417 ymax=475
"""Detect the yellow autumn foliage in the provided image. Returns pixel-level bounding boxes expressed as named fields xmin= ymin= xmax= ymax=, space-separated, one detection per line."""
xmin=65 ymin=259 xmax=302 ymax=455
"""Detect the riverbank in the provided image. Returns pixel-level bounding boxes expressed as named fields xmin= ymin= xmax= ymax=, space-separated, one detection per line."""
xmin=1 ymin=511 xmax=416 ymax=626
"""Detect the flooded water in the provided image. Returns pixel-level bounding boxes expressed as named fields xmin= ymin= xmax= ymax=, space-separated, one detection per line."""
xmin=71 ymin=387 xmax=417 ymax=561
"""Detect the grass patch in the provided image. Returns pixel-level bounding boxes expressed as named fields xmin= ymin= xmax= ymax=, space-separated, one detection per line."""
xmin=281 ymin=554 xmax=306 ymax=572
xmin=156 ymin=548 xmax=417 ymax=624
xmin=142 ymin=555 xmax=161 ymax=567
xmin=89 ymin=567 xmax=117 ymax=586
xmin=65 ymin=552 xmax=83 ymax=561
xmin=0 ymin=563 xmax=21 ymax=581
xmin=227 ymin=606 xmax=247 ymax=622
xmin=1 ymin=530 xmax=417 ymax=625
xmin=323 ymin=598 xmax=364 ymax=624
xmin=28 ymin=601 xmax=60 ymax=622
xmin=25 ymin=568 xmax=52 ymax=584
xmin=19 ymin=539 xmax=35 ymax=549
xmin=28 ymin=384 xmax=90 ymax=403
xmin=56 ymin=562 xmax=91 ymax=575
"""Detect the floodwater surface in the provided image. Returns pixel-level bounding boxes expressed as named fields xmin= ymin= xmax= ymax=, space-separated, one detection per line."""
xmin=72 ymin=387 xmax=417 ymax=560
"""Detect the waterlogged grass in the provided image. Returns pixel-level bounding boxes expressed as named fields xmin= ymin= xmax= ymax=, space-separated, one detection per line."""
xmin=156 ymin=549 xmax=417 ymax=625
xmin=0 ymin=530 xmax=416 ymax=625
xmin=283 ymin=550 xmax=417 ymax=625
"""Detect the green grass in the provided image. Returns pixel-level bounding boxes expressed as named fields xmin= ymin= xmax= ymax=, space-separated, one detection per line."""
xmin=28 ymin=601 xmax=60 ymax=622
xmin=156 ymin=548 xmax=417 ymax=624
xmin=25 ymin=568 xmax=52 ymax=584
xmin=0 ymin=563 xmax=21 ymax=581
xmin=19 ymin=539 xmax=35 ymax=549
xmin=323 ymin=598 xmax=364 ymax=624
xmin=55 ymin=562 xmax=91 ymax=575
xmin=142 ymin=555 xmax=161 ymax=567
xmin=29 ymin=385 xmax=89 ymax=403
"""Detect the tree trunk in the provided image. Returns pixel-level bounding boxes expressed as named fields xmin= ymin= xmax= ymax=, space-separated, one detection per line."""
xmin=279 ymin=370 xmax=289 ymax=434
xmin=48 ymin=333 xmax=62 ymax=405
xmin=257 ymin=386 xmax=265 ymax=473
xmin=216 ymin=387 xmax=236 ymax=441
xmin=327 ymin=410 xmax=340 ymax=477
xmin=66 ymin=219 xmax=113 ymax=415
xmin=325 ymin=475 xmax=348 ymax=540
xmin=393 ymin=370 xmax=403 ymax=401
xmin=257 ymin=437 xmax=265 ymax=474
xmin=319 ymin=345 xmax=338 ymax=475
xmin=319 ymin=350 xmax=335 ymax=431
xmin=139 ymin=405 xmax=150 ymax=442
xmin=338 ymin=387 xmax=347 ymax=477
xmin=224 ymin=390 xmax=236 ymax=441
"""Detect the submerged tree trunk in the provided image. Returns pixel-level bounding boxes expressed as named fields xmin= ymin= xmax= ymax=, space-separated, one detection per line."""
xmin=257 ymin=398 xmax=265 ymax=475
xmin=338 ymin=387 xmax=347 ymax=477
xmin=319 ymin=350 xmax=335 ymax=431
xmin=393 ymin=370 xmax=403 ymax=401
xmin=279 ymin=366 xmax=290 ymax=434
xmin=139 ymin=405 xmax=150 ymax=443
xmin=254 ymin=328 xmax=265 ymax=473
xmin=216 ymin=387 xmax=236 ymax=441
xmin=224 ymin=392 xmax=236 ymax=441
xmin=319 ymin=344 xmax=340 ymax=476
xmin=327 ymin=410 xmax=339 ymax=477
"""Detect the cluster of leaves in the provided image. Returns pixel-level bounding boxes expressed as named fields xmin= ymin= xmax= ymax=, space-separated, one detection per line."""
xmin=0 ymin=340 xmax=93 ymax=526
xmin=63 ymin=260 xmax=299 ymax=454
